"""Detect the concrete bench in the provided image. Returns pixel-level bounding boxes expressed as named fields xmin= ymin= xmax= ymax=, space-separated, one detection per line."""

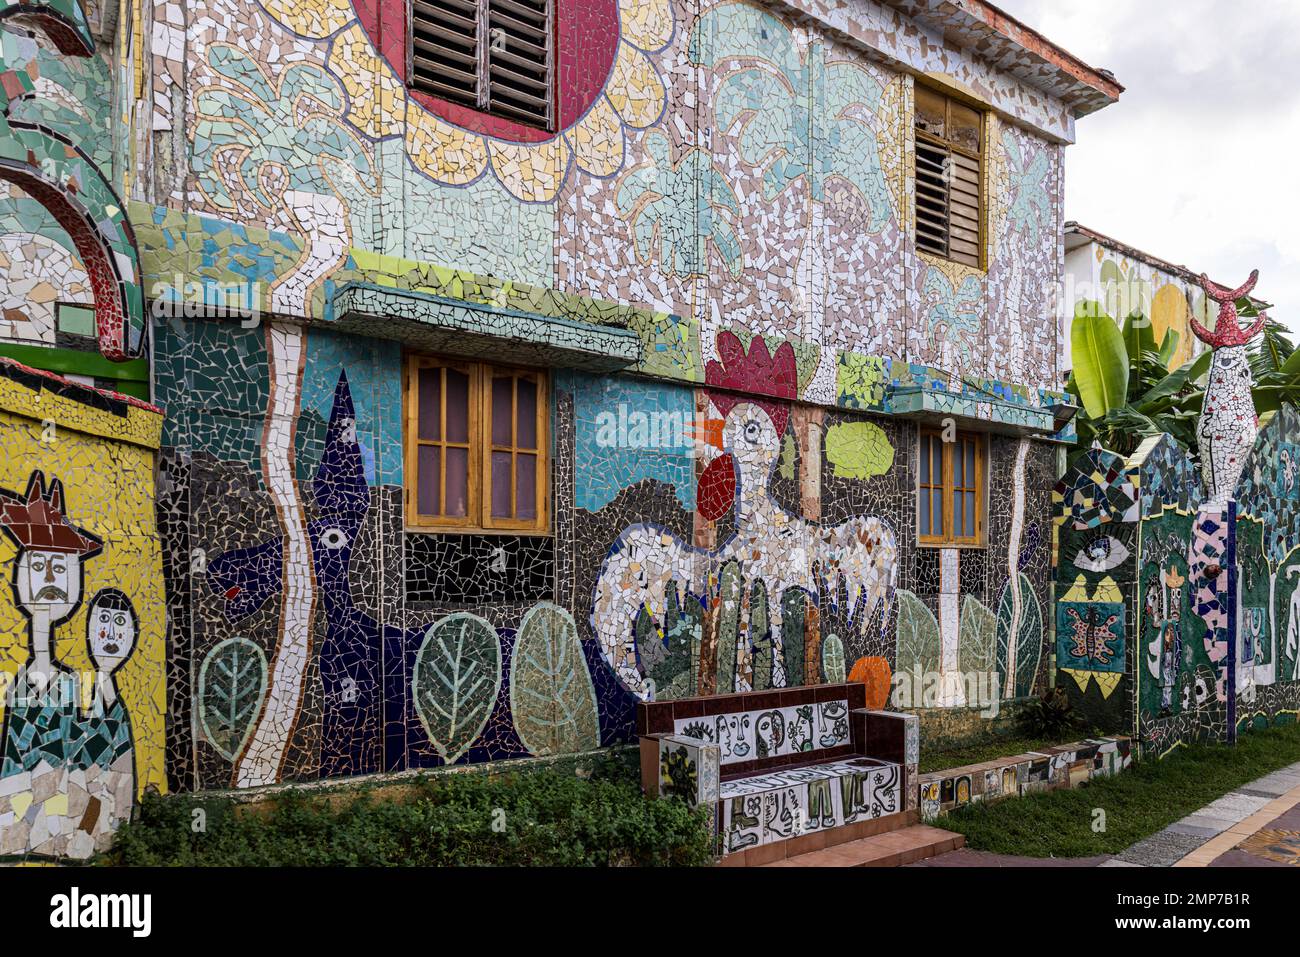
xmin=638 ymin=684 xmax=920 ymax=860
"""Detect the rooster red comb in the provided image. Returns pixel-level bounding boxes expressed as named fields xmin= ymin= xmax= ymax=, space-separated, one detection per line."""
xmin=705 ymin=332 xmax=799 ymax=434
xmin=0 ymin=470 xmax=102 ymax=556
xmin=1190 ymin=270 xmax=1267 ymax=349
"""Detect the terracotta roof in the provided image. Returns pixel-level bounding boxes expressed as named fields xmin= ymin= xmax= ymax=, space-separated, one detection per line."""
xmin=879 ymin=0 xmax=1123 ymax=117
xmin=1064 ymin=222 xmax=1270 ymax=308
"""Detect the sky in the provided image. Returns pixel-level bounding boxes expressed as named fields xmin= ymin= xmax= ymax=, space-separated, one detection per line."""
xmin=993 ymin=0 xmax=1300 ymax=334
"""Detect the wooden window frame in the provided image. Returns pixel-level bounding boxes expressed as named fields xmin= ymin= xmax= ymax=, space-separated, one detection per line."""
xmin=917 ymin=427 xmax=985 ymax=547
xmin=407 ymin=0 xmax=556 ymax=132
xmin=913 ymin=83 xmax=987 ymax=270
xmin=404 ymin=355 xmax=550 ymax=534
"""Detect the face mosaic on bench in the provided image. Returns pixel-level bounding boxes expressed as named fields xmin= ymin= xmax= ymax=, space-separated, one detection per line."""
xmin=638 ymin=683 xmax=921 ymax=858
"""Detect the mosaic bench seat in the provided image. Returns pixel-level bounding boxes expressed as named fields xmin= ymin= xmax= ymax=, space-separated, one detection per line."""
xmin=637 ymin=684 xmax=921 ymax=862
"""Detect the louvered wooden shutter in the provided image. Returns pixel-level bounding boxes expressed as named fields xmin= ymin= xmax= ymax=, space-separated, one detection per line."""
xmin=409 ymin=0 xmax=553 ymax=130
xmin=913 ymin=86 xmax=983 ymax=269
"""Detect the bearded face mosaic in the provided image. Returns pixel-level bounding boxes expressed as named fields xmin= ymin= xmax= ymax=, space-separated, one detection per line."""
xmin=0 ymin=0 xmax=1132 ymax=849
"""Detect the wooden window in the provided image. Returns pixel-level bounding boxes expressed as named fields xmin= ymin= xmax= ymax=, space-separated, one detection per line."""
xmin=918 ymin=428 xmax=984 ymax=546
xmin=405 ymin=356 xmax=549 ymax=532
xmin=409 ymin=0 xmax=554 ymax=130
xmin=914 ymin=84 xmax=984 ymax=269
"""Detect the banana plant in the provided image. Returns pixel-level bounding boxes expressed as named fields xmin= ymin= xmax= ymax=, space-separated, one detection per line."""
xmin=1066 ymin=298 xmax=1294 ymax=461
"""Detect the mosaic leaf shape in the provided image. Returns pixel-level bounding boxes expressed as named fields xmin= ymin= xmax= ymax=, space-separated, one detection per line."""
xmin=510 ymin=603 xmax=600 ymax=757
xmin=414 ymin=613 xmax=502 ymax=764
xmin=958 ymin=596 xmax=997 ymax=678
xmin=894 ymin=590 xmax=940 ymax=682
xmin=198 ymin=637 xmax=268 ymax=762
xmin=995 ymin=574 xmax=1044 ymax=698
xmin=821 ymin=634 xmax=846 ymax=683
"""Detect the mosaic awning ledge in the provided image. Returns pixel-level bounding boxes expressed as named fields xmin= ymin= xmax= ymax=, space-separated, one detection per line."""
xmin=882 ymin=379 xmax=1076 ymax=439
xmin=328 ymin=283 xmax=643 ymax=373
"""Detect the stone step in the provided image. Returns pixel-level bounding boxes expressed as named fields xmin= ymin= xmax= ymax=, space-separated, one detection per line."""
xmin=761 ymin=824 xmax=964 ymax=867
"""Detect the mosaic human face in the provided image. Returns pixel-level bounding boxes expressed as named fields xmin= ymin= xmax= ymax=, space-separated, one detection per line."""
xmin=88 ymin=602 xmax=136 ymax=673
xmin=15 ymin=549 xmax=80 ymax=618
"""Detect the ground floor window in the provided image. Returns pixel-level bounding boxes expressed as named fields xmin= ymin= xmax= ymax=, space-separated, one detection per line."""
xmin=404 ymin=355 xmax=549 ymax=532
xmin=918 ymin=426 xmax=985 ymax=546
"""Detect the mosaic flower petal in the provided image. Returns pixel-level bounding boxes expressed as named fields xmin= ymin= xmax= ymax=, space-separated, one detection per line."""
xmin=328 ymin=24 xmax=405 ymax=139
xmin=260 ymin=0 xmax=355 ymax=38
xmin=489 ymin=138 xmax=569 ymax=203
xmin=566 ymin=97 xmax=625 ymax=177
xmin=404 ymin=103 xmax=489 ymax=185
xmin=618 ymin=0 xmax=674 ymax=52
xmin=606 ymin=41 xmax=666 ymax=130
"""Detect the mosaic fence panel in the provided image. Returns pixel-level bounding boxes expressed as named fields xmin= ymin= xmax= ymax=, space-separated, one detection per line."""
xmin=1053 ymin=420 xmax=1300 ymax=757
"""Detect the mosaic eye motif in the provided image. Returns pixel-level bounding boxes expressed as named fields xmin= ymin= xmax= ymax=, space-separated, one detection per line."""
xmin=1073 ymin=535 xmax=1129 ymax=572
xmin=319 ymin=527 xmax=349 ymax=550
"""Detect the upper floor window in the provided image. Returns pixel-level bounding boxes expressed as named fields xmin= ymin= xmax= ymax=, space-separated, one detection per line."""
xmin=914 ymin=84 xmax=984 ymax=269
xmin=409 ymin=0 xmax=554 ymax=131
xmin=405 ymin=355 xmax=549 ymax=532
xmin=918 ymin=428 xmax=985 ymax=546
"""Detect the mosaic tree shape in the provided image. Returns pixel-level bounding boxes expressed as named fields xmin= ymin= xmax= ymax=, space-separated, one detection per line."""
xmin=414 ymin=613 xmax=502 ymax=764
xmin=690 ymin=3 xmax=894 ymax=339
xmin=958 ymin=596 xmax=997 ymax=682
xmin=999 ymin=130 xmax=1051 ymax=247
xmin=821 ymin=633 xmax=846 ymax=683
xmin=922 ymin=267 xmax=983 ymax=370
xmin=994 ymin=574 xmax=1042 ymax=699
xmin=0 ymin=4 xmax=144 ymax=360
xmin=510 ymin=603 xmax=600 ymax=757
xmin=197 ymin=637 xmax=268 ymax=763
xmin=191 ymin=44 xmax=373 ymax=316
xmin=617 ymin=130 xmax=742 ymax=279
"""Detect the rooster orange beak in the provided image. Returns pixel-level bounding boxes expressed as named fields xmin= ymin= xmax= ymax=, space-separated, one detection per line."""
xmin=690 ymin=418 xmax=725 ymax=451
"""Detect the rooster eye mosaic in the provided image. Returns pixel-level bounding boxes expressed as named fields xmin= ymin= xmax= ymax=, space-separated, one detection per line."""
xmin=1 ymin=0 xmax=1295 ymax=862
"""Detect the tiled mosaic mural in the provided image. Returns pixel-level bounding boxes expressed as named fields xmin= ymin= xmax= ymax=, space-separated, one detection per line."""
xmin=150 ymin=314 xmax=1058 ymax=790
xmin=0 ymin=358 xmax=165 ymax=857
xmin=1054 ymin=422 xmax=1300 ymax=757
xmin=1 ymin=0 xmax=1118 ymax=854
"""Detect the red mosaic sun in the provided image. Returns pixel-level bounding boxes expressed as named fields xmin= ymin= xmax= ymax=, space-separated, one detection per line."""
xmin=362 ymin=0 xmax=622 ymax=143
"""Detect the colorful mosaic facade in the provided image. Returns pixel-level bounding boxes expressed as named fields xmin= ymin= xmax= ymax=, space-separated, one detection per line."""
xmin=1 ymin=0 xmax=1127 ymax=842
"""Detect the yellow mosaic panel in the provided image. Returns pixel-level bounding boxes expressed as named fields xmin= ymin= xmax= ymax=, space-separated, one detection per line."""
xmin=0 ymin=404 xmax=166 ymax=802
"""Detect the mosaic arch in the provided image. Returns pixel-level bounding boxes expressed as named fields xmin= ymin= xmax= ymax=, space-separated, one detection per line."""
xmin=0 ymin=0 xmax=144 ymax=360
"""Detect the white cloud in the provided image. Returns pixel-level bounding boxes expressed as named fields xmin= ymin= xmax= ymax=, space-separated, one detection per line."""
xmin=995 ymin=0 xmax=1300 ymax=332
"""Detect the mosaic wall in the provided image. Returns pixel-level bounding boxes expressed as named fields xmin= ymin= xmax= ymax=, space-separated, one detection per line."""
xmin=3 ymin=0 xmax=1099 ymax=801
xmin=155 ymin=315 xmax=1058 ymax=788
xmin=0 ymin=0 xmax=144 ymax=361
xmin=1232 ymin=405 xmax=1300 ymax=737
xmin=1054 ymin=423 xmax=1300 ymax=757
xmin=0 ymin=358 xmax=166 ymax=858
xmin=122 ymin=0 xmax=1072 ymax=399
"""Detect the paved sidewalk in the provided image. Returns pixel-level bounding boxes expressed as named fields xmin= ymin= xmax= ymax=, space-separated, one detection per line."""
xmin=1102 ymin=760 xmax=1300 ymax=867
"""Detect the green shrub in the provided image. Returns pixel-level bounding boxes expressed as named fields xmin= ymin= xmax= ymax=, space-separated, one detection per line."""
xmin=1014 ymin=687 xmax=1083 ymax=739
xmin=100 ymin=764 xmax=715 ymax=867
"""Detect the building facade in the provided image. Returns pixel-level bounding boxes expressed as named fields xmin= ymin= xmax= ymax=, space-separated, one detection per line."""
xmin=1 ymin=0 xmax=1122 ymax=838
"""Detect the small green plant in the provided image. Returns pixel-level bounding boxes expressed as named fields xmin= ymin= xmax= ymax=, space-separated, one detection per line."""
xmin=1014 ymin=687 xmax=1083 ymax=739
xmin=98 ymin=762 xmax=715 ymax=867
